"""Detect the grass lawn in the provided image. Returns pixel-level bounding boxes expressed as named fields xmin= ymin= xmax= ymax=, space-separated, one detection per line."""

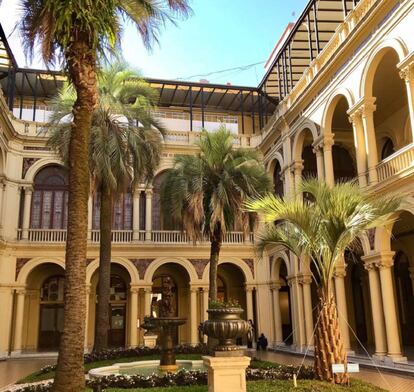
xmin=18 ymin=354 xmax=203 ymax=384
xmin=91 ymin=379 xmax=385 ymax=391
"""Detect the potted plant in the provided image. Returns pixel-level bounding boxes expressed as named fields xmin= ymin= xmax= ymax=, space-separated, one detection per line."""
xmin=202 ymin=299 xmax=250 ymax=353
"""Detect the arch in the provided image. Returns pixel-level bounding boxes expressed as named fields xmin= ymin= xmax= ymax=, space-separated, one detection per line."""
xmin=292 ymin=121 xmax=319 ymax=161
xmin=357 ymin=232 xmax=371 ymax=256
xmin=271 ymin=252 xmax=291 ymax=281
xmin=154 ymin=164 xmax=174 ymax=178
xmin=361 ymin=38 xmax=408 ymax=98
xmin=24 ymin=158 xmax=64 ymax=182
xmin=144 ymin=257 xmax=198 ymax=284
xmin=0 ymin=144 xmax=6 ymax=175
xmin=201 ymin=257 xmax=254 ymax=284
xmin=17 ymin=257 xmax=65 ymax=285
xmin=86 ymin=257 xmax=140 ymax=285
xmin=266 ymin=152 xmax=284 ymax=173
xmin=321 ymin=89 xmax=355 ymax=137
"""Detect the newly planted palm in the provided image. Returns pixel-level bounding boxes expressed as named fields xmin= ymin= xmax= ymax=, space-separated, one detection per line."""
xmin=20 ymin=2 xmax=190 ymax=389
xmin=48 ymin=62 xmax=164 ymax=351
xmin=161 ymin=127 xmax=272 ymax=302
xmin=246 ymin=179 xmax=400 ymax=384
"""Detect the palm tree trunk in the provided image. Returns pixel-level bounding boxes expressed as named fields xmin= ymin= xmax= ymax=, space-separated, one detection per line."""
xmin=208 ymin=224 xmax=222 ymax=302
xmin=94 ymin=185 xmax=113 ymax=351
xmin=53 ymin=38 xmax=97 ymax=392
xmin=314 ymin=290 xmax=349 ymax=384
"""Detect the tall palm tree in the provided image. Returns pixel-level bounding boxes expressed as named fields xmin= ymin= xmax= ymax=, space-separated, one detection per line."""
xmin=19 ymin=2 xmax=190 ymax=390
xmin=245 ymin=179 xmax=400 ymax=384
xmin=161 ymin=127 xmax=272 ymax=302
xmin=48 ymin=62 xmax=165 ymax=352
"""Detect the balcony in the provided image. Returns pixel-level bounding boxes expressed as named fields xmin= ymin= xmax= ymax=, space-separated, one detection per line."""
xmin=376 ymin=143 xmax=414 ymax=183
xmin=17 ymin=229 xmax=254 ymax=245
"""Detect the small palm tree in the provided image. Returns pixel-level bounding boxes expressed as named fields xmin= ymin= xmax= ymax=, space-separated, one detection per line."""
xmin=245 ymin=179 xmax=400 ymax=384
xmin=20 ymin=1 xmax=190 ymax=389
xmin=161 ymin=127 xmax=272 ymax=302
xmin=48 ymin=62 xmax=164 ymax=351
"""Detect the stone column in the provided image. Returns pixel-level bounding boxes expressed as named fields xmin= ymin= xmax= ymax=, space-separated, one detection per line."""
xmin=202 ymin=287 xmax=209 ymax=343
xmin=245 ymin=286 xmax=254 ymax=322
xmin=0 ymin=181 xmax=5 ymax=233
xmin=12 ymin=288 xmax=26 ymax=354
xmin=145 ymin=188 xmax=152 ymax=241
xmin=293 ymin=161 xmax=304 ymax=195
xmin=334 ymin=265 xmax=351 ymax=351
xmin=360 ymin=98 xmax=378 ymax=185
xmin=190 ymin=287 xmax=198 ymax=346
xmin=362 ymin=257 xmax=387 ymax=358
xmin=323 ymin=134 xmax=335 ymax=187
xmin=313 ymin=144 xmax=325 ymax=181
xmin=348 ymin=111 xmax=368 ymax=187
xmin=21 ymin=187 xmax=33 ymax=240
xmin=132 ymin=188 xmax=141 ymax=241
xmin=87 ymin=194 xmax=93 ymax=240
xmin=0 ymin=287 xmax=14 ymax=358
xmin=376 ymin=252 xmax=406 ymax=362
xmin=129 ymin=286 xmax=139 ymax=347
xmin=409 ymin=267 xmax=414 ymax=296
xmin=288 ymin=275 xmax=306 ymax=348
xmin=85 ymin=284 xmax=91 ymax=349
xmin=399 ymin=61 xmax=414 ymax=140
xmin=271 ymin=282 xmax=283 ymax=345
xmin=144 ymin=288 xmax=152 ymax=317
xmin=301 ymin=274 xmax=314 ymax=347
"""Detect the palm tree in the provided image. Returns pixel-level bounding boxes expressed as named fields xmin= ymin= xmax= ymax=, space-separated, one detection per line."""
xmin=48 ymin=62 xmax=165 ymax=352
xmin=19 ymin=2 xmax=190 ymax=390
xmin=161 ymin=127 xmax=272 ymax=302
xmin=245 ymin=179 xmax=400 ymax=384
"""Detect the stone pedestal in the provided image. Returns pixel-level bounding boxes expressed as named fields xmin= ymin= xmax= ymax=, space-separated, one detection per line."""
xmin=143 ymin=334 xmax=158 ymax=348
xmin=203 ymin=356 xmax=250 ymax=392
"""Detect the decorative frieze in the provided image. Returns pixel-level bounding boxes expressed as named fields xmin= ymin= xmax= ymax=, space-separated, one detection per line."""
xmin=189 ymin=259 xmax=209 ymax=279
xmin=130 ymin=258 xmax=155 ymax=280
xmin=15 ymin=258 xmax=30 ymax=280
xmin=22 ymin=158 xmax=40 ymax=179
xmin=242 ymin=258 xmax=255 ymax=278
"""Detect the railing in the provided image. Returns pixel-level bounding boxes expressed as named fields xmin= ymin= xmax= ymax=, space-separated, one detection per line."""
xmin=163 ymin=130 xmax=253 ymax=147
xmin=376 ymin=143 xmax=414 ymax=182
xmin=18 ymin=228 xmax=253 ymax=244
xmin=90 ymin=230 xmax=134 ymax=243
xmin=151 ymin=230 xmax=189 ymax=243
xmin=22 ymin=229 xmax=68 ymax=242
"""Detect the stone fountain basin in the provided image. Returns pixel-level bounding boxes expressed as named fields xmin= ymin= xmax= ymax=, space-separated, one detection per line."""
xmin=89 ymin=360 xmax=205 ymax=378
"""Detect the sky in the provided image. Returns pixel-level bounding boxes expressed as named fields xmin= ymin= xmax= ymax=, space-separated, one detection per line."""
xmin=0 ymin=0 xmax=308 ymax=87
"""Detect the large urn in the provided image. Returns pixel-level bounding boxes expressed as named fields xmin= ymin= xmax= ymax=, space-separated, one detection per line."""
xmin=202 ymin=307 xmax=250 ymax=353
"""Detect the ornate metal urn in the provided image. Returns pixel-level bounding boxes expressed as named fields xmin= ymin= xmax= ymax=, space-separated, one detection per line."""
xmin=202 ymin=307 xmax=250 ymax=354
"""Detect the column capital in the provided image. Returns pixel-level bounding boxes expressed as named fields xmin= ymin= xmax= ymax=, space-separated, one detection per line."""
xmin=348 ymin=97 xmax=376 ymax=119
xmin=286 ymin=275 xmax=298 ymax=287
xmin=270 ymin=280 xmax=282 ymax=291
xmin=362 ymin=251 xmax=395 ymax=270
xmin=145 ymin=188 xmax=153 ymax=196
xmin=245 ymin=284 xmax=255 ymax=292
xmin=322 ymin=133 xmax=335 ymax=149
xmin=15 ymin=287 xmax=26 ymax=295
xmin=334 ymin=264 xmax=347 ymax=278
xmin=397 ymin=53 xmax=414 ymax=82
xmin=298 ymin=273 xmax=312 ymax=285
xmin=130 ymin=285 xmax=140 ymax=294
xmin=292 ymin=160 xmax=304 ymax=175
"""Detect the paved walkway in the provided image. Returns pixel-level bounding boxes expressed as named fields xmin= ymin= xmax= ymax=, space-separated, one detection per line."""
xmin=252 ymin=350 xmax=414 ymax=392
xmin=1 ymin=352 xmax=414 ymax=391
xmin=0 ymin=358 xmax=55 ymax=389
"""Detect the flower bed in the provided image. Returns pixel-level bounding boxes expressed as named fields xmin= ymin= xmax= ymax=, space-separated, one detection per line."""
xmin=9 ymin=358 xmax=314 ymax=392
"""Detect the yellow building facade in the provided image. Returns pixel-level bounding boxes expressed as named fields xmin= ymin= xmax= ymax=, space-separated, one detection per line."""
xmin=0 ymin=0 xmax=413 ymax=367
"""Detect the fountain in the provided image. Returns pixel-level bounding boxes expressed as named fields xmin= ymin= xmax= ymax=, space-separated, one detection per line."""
xmin=89 ymin=277 xmax=192 ymax=379
xmin=146 ymin=276 xmax=187 ymax=371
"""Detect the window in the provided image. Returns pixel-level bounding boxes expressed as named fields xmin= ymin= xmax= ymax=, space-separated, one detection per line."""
xmin=31 ymin=166 xmax=68 ymax=229
xmin=40 ymin=276 xmax=65 ymax=302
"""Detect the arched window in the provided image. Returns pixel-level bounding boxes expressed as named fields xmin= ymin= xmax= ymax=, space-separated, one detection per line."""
xmin=381 ymin=138 xmax=395 ymax=160
xmin=40 ymin=275 xmax=65 ymax=302
xmin=92 ymin=191 xmax=133 ymax=230
xmin=273 ymin=161 xmax=284 ymax=197
xmin=31 ymin=166 xmax=68 ymax=229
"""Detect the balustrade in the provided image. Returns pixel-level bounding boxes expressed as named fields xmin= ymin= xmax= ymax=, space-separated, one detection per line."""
xmin=19 ymin=228 xmax=253 ymax=244
xmin=376 ymin=143 xmax=414 ymax=182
